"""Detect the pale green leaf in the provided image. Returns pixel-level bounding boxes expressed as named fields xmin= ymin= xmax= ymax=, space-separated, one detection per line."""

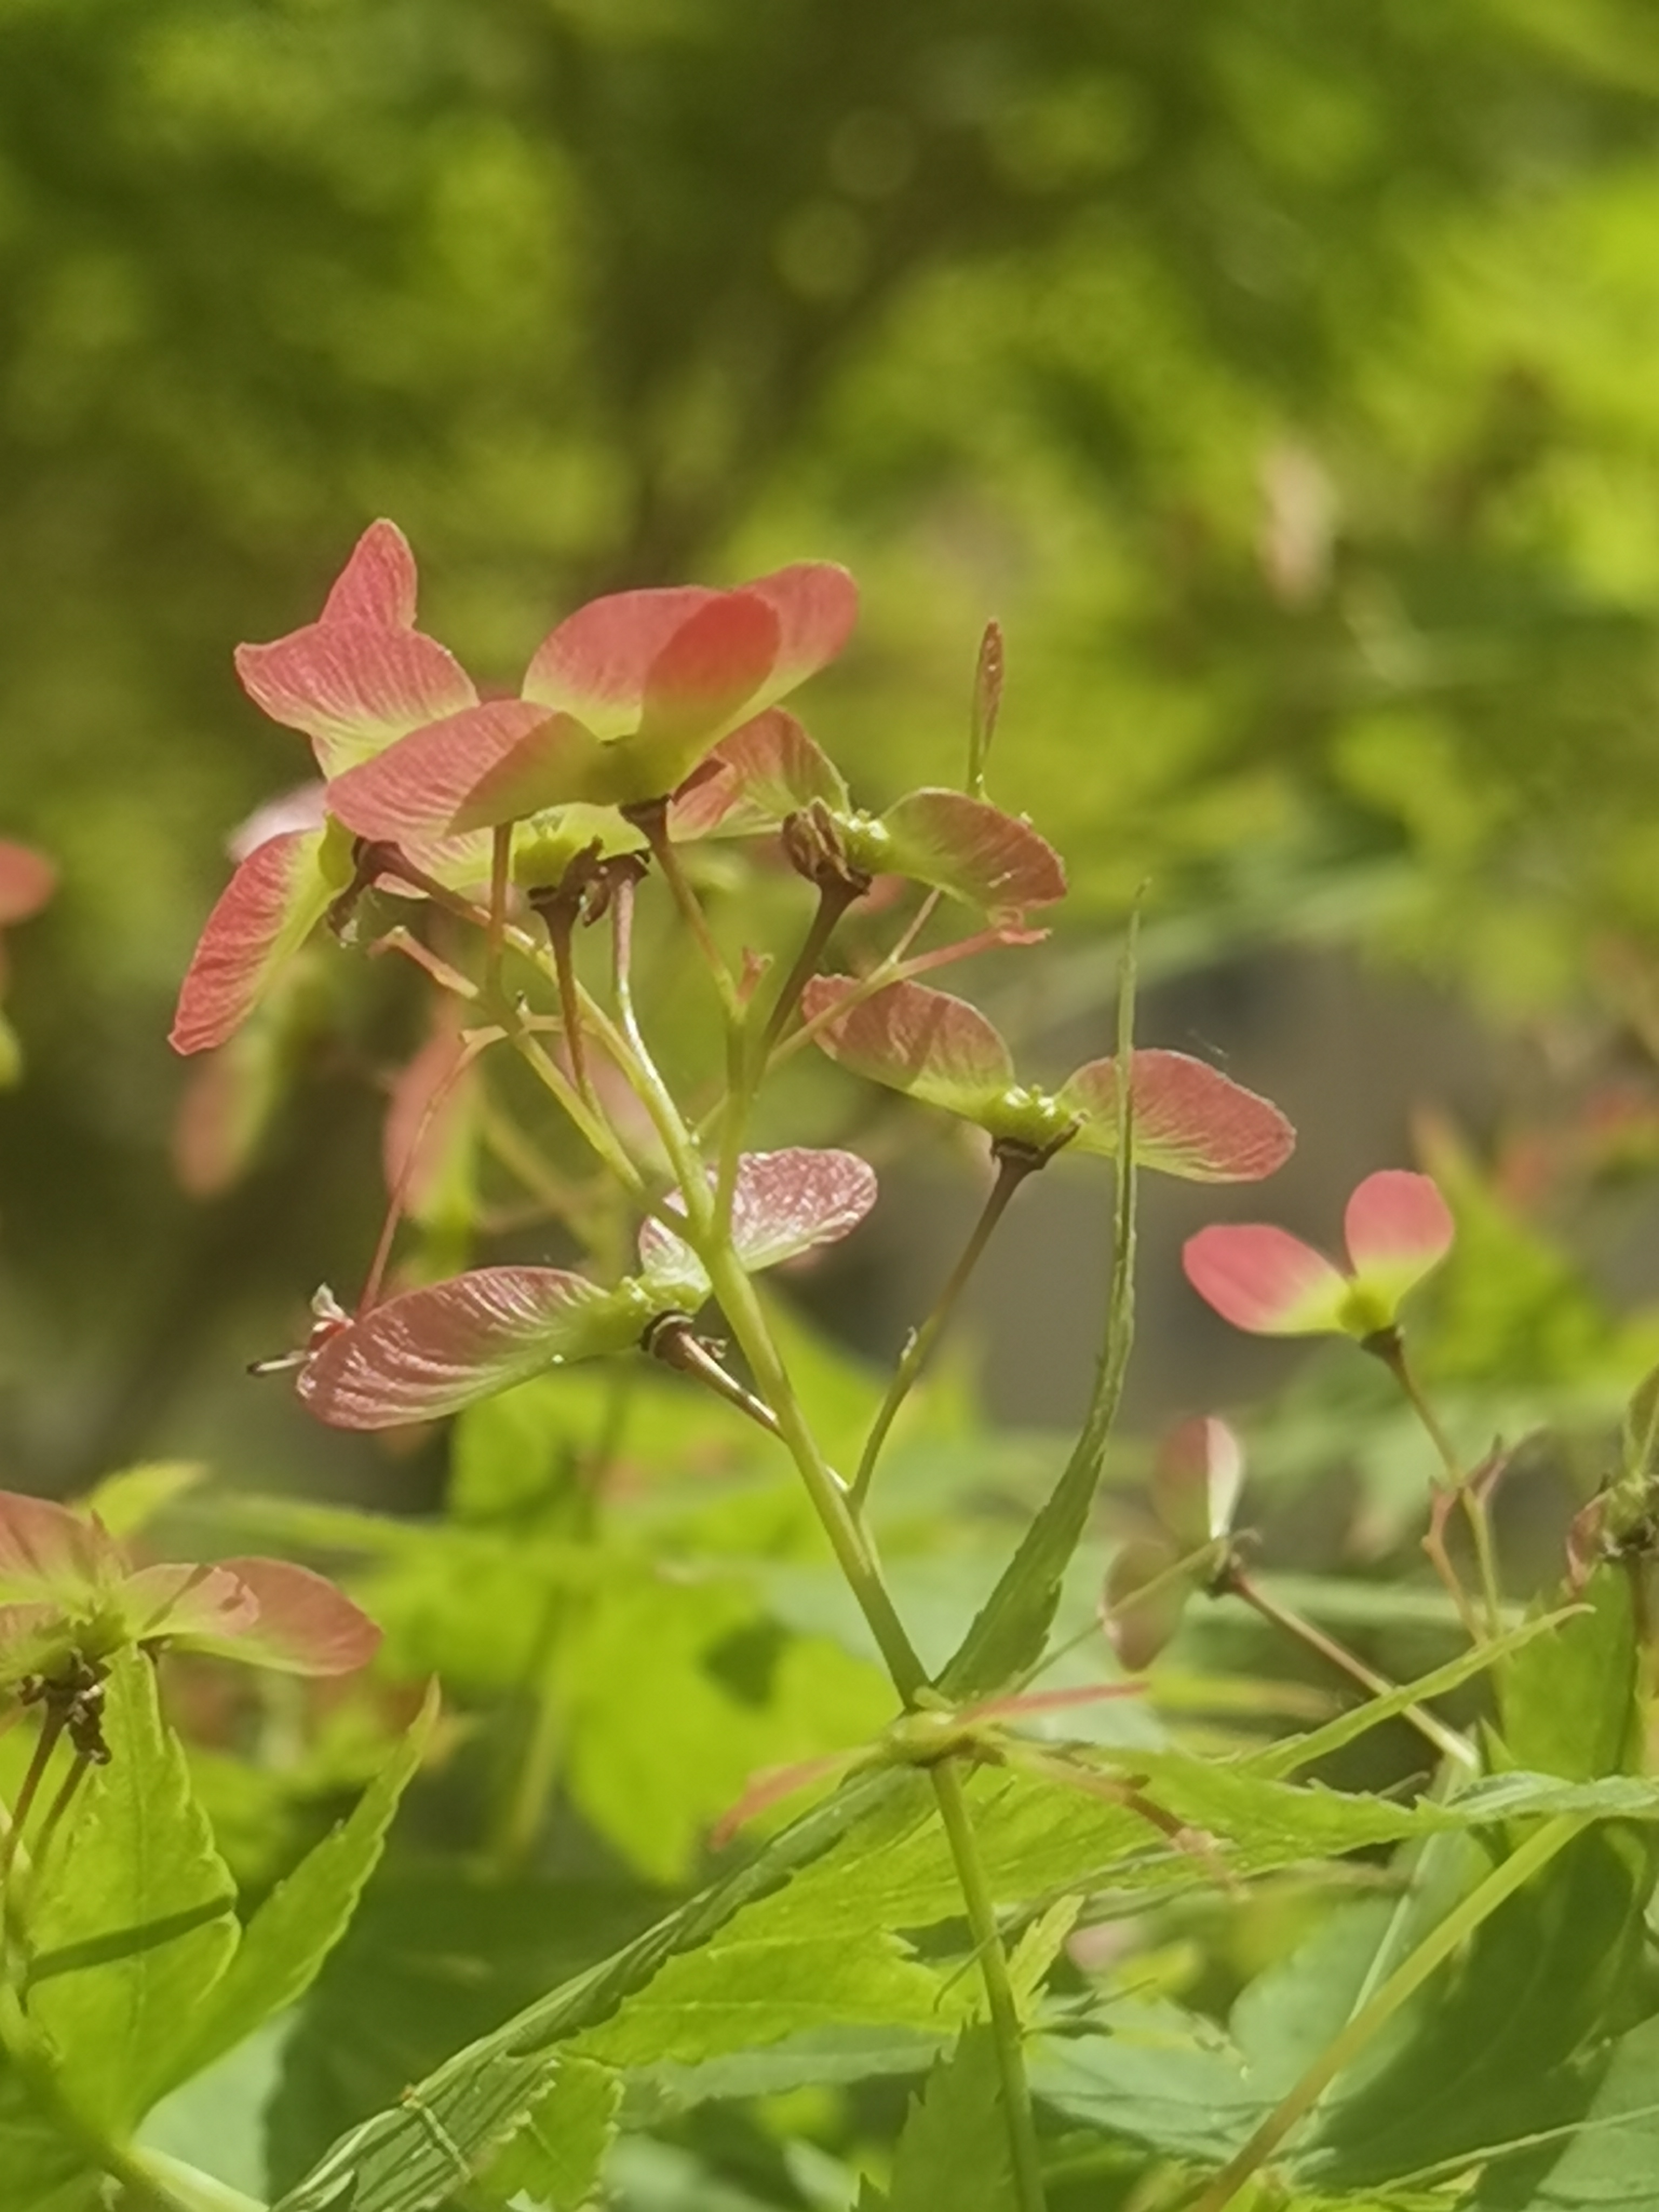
xmin=157 ymin=1685 xmax=436 ymax=2099
xmin=25 ymin=1648 xmax=239 ymax=2134
xmin=269 ymin=1769 xmax=910 ymax=2212
xmin=573 ymin=1925 xmax=959 ymax=2071
xmin=476 ymin=2058 xmax=619 ymax=2210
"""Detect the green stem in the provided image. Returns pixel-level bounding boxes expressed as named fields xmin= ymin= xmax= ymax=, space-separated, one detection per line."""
xmin=705 ymin=1250 xmax=927 ymax=1701
xmin=929 ymin=1760 xmax=1048 ymax=2212
xmin=1186 ymin=1813 xmax=1589 ymax=2212
xmin=510 ymin=1028 xmax=646 ymax=1201
xmin=638 ymin=802 xmax=742 ymax=1021
xmin=852 ymin=1152 xmax=1035 ymax=1508
xmin=484 ymin=823 xmax=512 ymax=996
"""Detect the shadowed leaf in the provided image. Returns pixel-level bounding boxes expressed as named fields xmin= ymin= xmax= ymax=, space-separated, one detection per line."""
xmin=1154 ymin=1415 xmax=1245 ymax=1548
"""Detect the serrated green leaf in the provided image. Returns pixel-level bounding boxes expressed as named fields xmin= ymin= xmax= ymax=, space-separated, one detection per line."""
xmin=24 ymin=1648 xmax=239 ymax=2135
xmin=476 ymin=2058 xmax=619 ymax=2209
xmin=562 ymin=1569 xmax=888 ymax=1882
xmin=572 ymin=1923 xmax=959 ymax=2072
xmin=268 ymin=1769 xmax=910 ymax=2212
xmin=881 ymin=2029 xmax=1016 ymax=2212
xmin=1495 ymin=1567 xmax=1640 ymax=1783
xmin=1007 ymin=1897 xmax=1082 ymax=2022
xmin=266 ymin=1865 xmax=659 ymax=2198
xmin=1030 ymin=2013 xmax=1269 ymax=2164
xmin=157 ymin=1685 xmax=436 ymax=2100
xmin=623 ymin=2023 xmax=945 ymax=2116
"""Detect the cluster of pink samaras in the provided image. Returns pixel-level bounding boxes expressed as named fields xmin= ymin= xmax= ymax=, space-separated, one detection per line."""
xmin=168 ymin=523 xmax=1452 ymax=1433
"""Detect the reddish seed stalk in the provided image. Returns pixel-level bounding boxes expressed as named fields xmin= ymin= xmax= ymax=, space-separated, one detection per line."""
xmin=1228 ymin=1569 xmax=1475 ymax=1770
xmin=0 ymin=1710 xmax=64 ymax=1892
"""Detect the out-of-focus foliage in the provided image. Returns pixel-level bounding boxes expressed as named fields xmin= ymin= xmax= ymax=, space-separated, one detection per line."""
xmin=4 ymin=0 xmax=1659 ymax=1474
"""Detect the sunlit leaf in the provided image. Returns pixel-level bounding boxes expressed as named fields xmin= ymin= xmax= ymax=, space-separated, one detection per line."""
xmin=168 ymin=1557 xmax=381 ymax=1675
xmin=25 ymin=1649 xmax=239 ymax=2132
xmin=318 ymin=519 xmax=419 ymax=628
xmin=1341 ymin=1169 xmax=1455 ymax=1309
xmin=237 ymin=624 xmax=480 ymax=780
xmin=476 ymin=2059 xmax=621 ymax=2211
xmin=156 ymin=1687 xmax=435 ymax=2098
xmin=323 ymin=696 xmax=571 ymax=842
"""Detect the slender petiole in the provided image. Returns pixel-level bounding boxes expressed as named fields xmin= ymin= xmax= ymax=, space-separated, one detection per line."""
xmin=852 ymin=1149 xmax=1041 ymax=1509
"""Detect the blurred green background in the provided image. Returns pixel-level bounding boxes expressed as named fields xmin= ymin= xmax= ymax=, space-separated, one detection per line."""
xmin=5 ymin=0 xmax=1659 ymax=1503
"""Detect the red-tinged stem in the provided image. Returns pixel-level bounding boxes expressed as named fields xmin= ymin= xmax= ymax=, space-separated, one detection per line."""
xmin=352 ymin=844 xmax=492 ymax=931
xmin=755 ymin=877 xmax=865 ymax=1065
xmin=359 ymin=1025 xmax=505 ymax=1311
xmin=635 ymin=801 xmax=742 ymax=1022
xmin=539 ymin=901 xmax=593 ymax=1108
xmin=1368 ymin=1330 xmax=1503 ymax=1642
xmin=852 ymin=1150 xmax=1038 ymax=1510
xmin=365 ymin=925 xmax=481 ymax=999
xmin=25 ymin=1752 xmax=90 ymax=1884
xmin=645 ymin=1315 xmax=781 ymax=1438
xmin=0 ymin=1710 xmax=63 ymax=1892
xmin=1226 ymin=1570 xmax=1476 ymax=1771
